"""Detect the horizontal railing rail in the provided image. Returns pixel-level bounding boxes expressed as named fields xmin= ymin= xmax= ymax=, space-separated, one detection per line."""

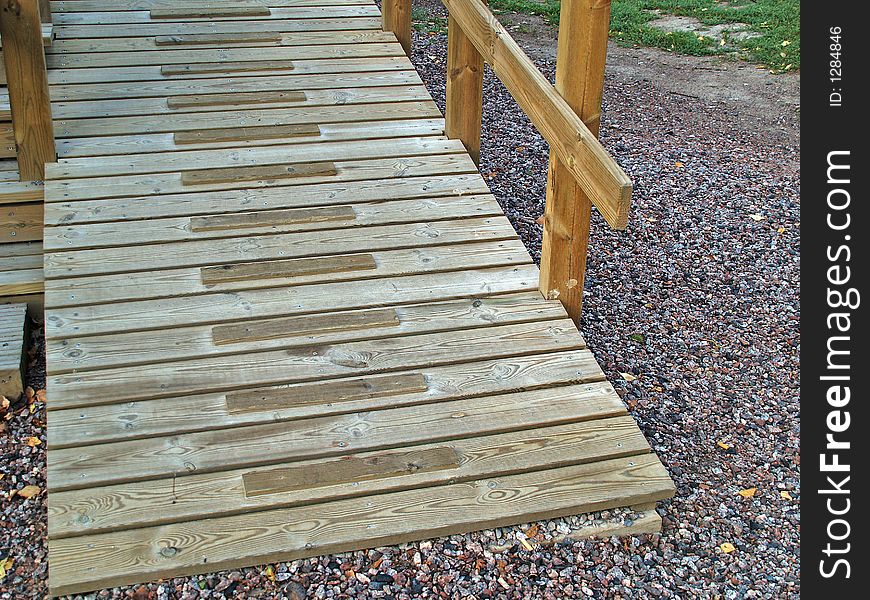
xmin=383 ymin=0 xmax=630 ymax=323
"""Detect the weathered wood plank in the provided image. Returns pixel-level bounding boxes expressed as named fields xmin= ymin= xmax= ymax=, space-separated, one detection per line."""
xmin=162 ymin=60 xmax=296 ymax=76
xmin=167 ymin=90 xmax=306 ymax=109
xmin=201 ymin=253 xmax=377 ymax=286
xmin=53 ymin=6 xmax=381 ymax=26
xmin=48 ymin=416 xmax=647 ymax=538
xmin=175 ymin=123 xmax=321 ymax=144
xmin=0 ymin=303 xmax=27 ymax=398
xmin=47 ymin=453 xmax=673 ymax=596
xmin=1 ymin=203 xmax=44 ymax=243
xmin=46 ymin=347 xmax=601 ymax=447
xmin=189 ymin=204 xmax=355 ymax=232
xmin=154 ymin=32 xmax=282 ymax=46
xmin=181 ymin=161 xmax=336 ymax=186
xmin=150 ymin=6 xmax=271 ymax=20
xmin=47 ymin=378 xmax=613 ymax=489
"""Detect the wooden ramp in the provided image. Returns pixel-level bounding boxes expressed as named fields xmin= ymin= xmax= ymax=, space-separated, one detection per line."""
xmin=41 ymin=1 xmax=674 ymax=595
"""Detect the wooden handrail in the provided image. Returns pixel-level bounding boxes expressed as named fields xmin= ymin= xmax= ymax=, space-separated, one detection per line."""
xmin=381 ymin=0 xmax=628 ymax=323
xmin=0 ymin=0 xmax=56 ymax=181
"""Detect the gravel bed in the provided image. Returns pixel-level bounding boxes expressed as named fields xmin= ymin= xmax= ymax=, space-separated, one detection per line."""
xmin=2 ymin=15 xmax=799 ymax=600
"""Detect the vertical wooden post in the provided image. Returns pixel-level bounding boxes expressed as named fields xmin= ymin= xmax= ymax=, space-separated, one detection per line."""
xmin=38 ymin=0 xmax=51 ymax=23
xmin=382 ymin=0 xmax=412 ymax=57
xmin=0 ymin=0 xmax=56 ymax=181
xmin=445 ymin=12 xmax=483 ymax=165
xmin=539 ymin=0 xmax=611 ymax=325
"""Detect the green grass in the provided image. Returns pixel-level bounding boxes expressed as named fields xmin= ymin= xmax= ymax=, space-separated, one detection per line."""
xmin=484 ymin=0 xmax=799 ymax=72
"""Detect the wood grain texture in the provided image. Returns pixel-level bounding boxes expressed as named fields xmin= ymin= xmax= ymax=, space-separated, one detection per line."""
xmin=161 ymin=60 xmax=295 ymax=75
xmin=189 ymin=204 xmax=354 ymax=232
xmin=226 ymin=371 xmax=427 ymax=414
xmin=0 ymin=0 xmax=56 ymax=179
xmin=181 ymin=161 xmax=336 ymax=186
xmin=48 ymin=453 xmax=672 ymax=596
xmin=167 ymin=90 xmax=307 ymax=109
xmin=201 ymin=253 xmax=378 ymax=286
xmin=174 ymin=124 xmax=320 ymax=144
xmin=154 ymin=32 xmax=282 ymax=46
xmin=0 ymin=302 xmax=27 ymax=398
xmin=381 ymin=0 xmax=410 ymax=56
xmin=150 ymin=7 xmax=271 ymax=20
xmin=445 ymin=13 xmax=483 ymax=165
xmin=1 ymin=202 xmax=43 ymax=243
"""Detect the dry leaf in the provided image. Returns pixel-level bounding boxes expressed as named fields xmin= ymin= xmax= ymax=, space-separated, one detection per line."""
xmin=738 ymin=487 xmax=757 ymax=498
xmin=621 ymin=372 xmax=637 ymax=382
xmin=717 ymin=441 xmax=731 ymax=451
xmin=36 ymin=389 xmax=47 ymax=403
xmin=675 ymin=161 xmax=685 ymax=168
xmin=777 ymin=226 xmax=785 ymax=233
xmin=780 ymin=491 xmax=793 ymax=501
xmin=536 ymin=214 xmax=546 ymax=225
xmin=16 ymin=485 xmax=41 ymax=499
xmin=720 ymin=542 xmax=736 ymax=554
xmin=264 ymin=565 xmax=276 ymax=583
xmin=0 ymin=557 xmax=12 ymax=582
xmin=25 ymin=436 xmax=41 ymax=447
xmin=525 ymin=524 xmax=539 ymax=538
xmin=25 ymin=387 xmax=35 ymax=402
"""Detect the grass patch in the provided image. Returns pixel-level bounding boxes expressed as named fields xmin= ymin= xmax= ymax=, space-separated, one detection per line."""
xmin=484 ymin=0 xmax=799 ymax=72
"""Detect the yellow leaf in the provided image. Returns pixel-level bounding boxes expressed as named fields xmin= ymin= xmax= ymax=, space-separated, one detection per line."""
xmin=720 ymin=542 xmax=736 ymax=554
xmin=738 ymin=487 xmax=757 ymax=498
xmin=717 ymin=441 xmax=731 ymax=450
xmin=16 ymin=485 xmax=41 ymax=499
xmin=780 ymin=491 xmax=793 ymax=501
xmin=675 ymin=161 xmax=685 ymax=168
xmin=777 ymin=226 xmax=785 ymax=234
xmin=264 ymin=565 xmax=276 ymax=583
xmin=25 ymin=436 xmax=41 ymax=447
xmin=621 ymin=372 xmax=637 ymax=382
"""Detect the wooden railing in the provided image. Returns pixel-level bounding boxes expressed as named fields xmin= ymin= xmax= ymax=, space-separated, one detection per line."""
xmin=383 ymin=0 xmax=630 ymax=324
xmin=0 ymin=0 xmax=55 ymax=181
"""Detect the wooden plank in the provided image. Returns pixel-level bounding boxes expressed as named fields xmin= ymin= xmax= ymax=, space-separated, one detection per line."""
xmin=48 ymin=30 xmax=395 ymax=54
xmin=48 ymin=416 xmax=646 ymax=538
xmin=227 ymin=371 xmax=427 ymax=414
xmin=46 ymin=346 xmax=601 ymax=447
xmin=150 ymin=7 xmax=271 ymax=20
xmin=162 ymin=60 xmax=294 ymax=75
xmin=52 ymin=85 xmax=426 ymax=119
xmin=167 ymin=90 xmax=306 ymax=109
xmin=539 ymin=0 xmax=612 ymax=323
xmin=154 ymin=32 xmax=282 ymax=46
xmin=43 ymin=264 xmax=539 ymax=339
xmin=48 ymin=56 xmax=413 ymax=86
xmin=189 ymin=204 xmax=355 ymax=232
xmin=0 ymin=302 xmax=27 ymax=398
xmin=47 ymin=378 xmax=612 ymax=489
xmin=45 ymin=153 xmax=471 ymax=202
xmin=53 ymin=7 xmax=381 ymax=26
xmin=56 ymin=118 xmax=444 ymax=159
xmin=0 ymin=251 xmax=42 ymax=272
xmin=48 ymin=42 xmax=402 ymax=69
xmin=0 ymin=180 xmax=43 ymax=205
xmin=53 ymin=100 xmax=439 ymax=138
xmin=53 ymin=0 xmax=374 ymax=11
xmin=243 ymin=445 xmax=462 ymax=496
xmin=52 ymin=17 xmax=384 ymax=40
xmin=44 ymin=281 xmax=545 ymax=373
xmin=47 ymin=453 xmax=673 ymax=596
xmin=44 ymin=216 xmax=514 ymax=277
xmin=46 ymin=316 xmax=581 ymax=407
xmin=49 ymin=69 xmax=421 ymax=102
xmin=0 ymin=0 xmax=57 ymax=179
xmin=47 ymin=136 xmax=453 ymax=179
xmin=0 ymin=122 xmax=15 ymax=159
xmin=175 ymin=123 xmax=320 ymax=144
xmin=1 ymin=203 xmax=43 ymax=243
xmin=181 ymin=161 xmax=336 ymax=186
xmin=441 ymin=0 xmax=632 ymax=228
xmin=45 ymin=195 xmax=493 ymax=252
xmin=44 ymin=172 xmax=486 ymax=224
xmin=202 ymin=253 xmax=377 ymax=286
xmin=0 ymin=268 xmax=43 ymax=297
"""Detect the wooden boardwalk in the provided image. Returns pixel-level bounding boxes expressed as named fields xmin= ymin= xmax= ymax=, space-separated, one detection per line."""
xmin=39 ymin=1 xmax=674 ymax=595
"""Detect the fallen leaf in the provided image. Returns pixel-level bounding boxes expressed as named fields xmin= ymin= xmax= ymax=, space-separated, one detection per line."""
xmin=524 ymin=524 xmax=539 ymax=538
xmin=621 ymin=372 xmax=637 ymax=382
xmin=717 ymin=441 xmax=731 ymax=451
xmin=25 ymin=387 xmax=35 ymax=402
xmin=738 ymin=487 xmax=757 ymax=498
xmin=0 ymin=558 xmax=12 ymax=582
xmin=535 ymin=214 xmax=546 ymax=225
xmin=720 ymin=542 xmax=736 ymax=554
xmin=36 ymin=389 xmax=47 ymax=403
xmin=777 ymin=226 xmax=785 ymax=233
xmin=780 ymin=491 xmax=793 ymax=501
xmin=16 ymin=485 xmax=41 ymax=499
xmin=675 ymin=161 xmax=685 ymax=168
xmin=25 ymin=436 xmax=41 ymax=447
xmin=749 ymin=214 xmax=764 ymax=221
xmin=264 ymin=565 xmax=276 ymax=583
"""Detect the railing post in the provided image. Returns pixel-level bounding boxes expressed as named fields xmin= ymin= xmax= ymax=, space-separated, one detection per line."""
xmin=445 ymin=9 xmax=483 ymax=165
xmin=382 ymin=0 xmax=412 ymax=57
xmin=539 ymin=0 xmax=612 ymax=325
xmin=0 ymin=0 xmax=56 ymax=181
xmin=38 ymin=0 xmax=51 ymax=23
